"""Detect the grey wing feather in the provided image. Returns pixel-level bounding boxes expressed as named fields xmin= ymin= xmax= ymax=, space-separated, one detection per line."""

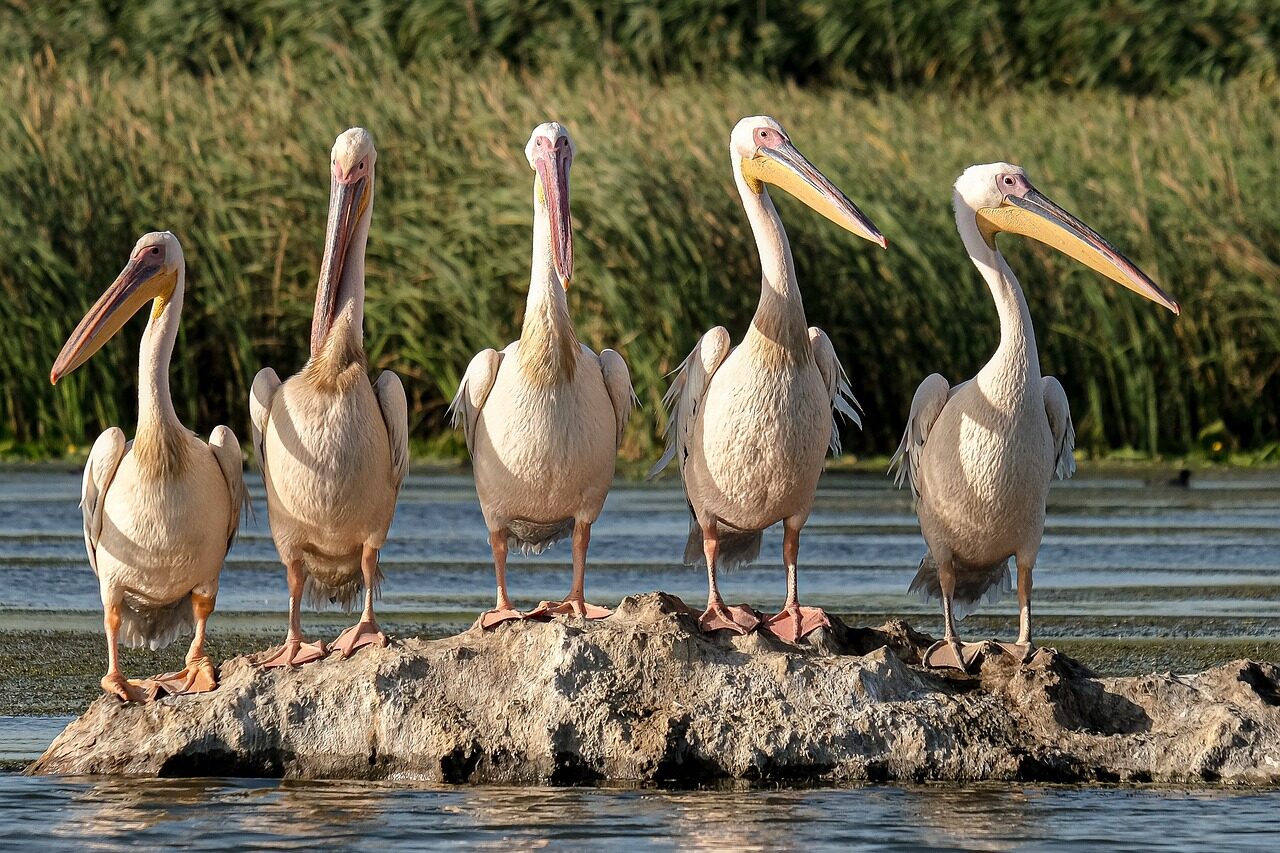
xmin=81 ymin=427 xmax=127 ymax=575
xmin=375 ymin=370 xmax=410 ymax=493
xmin=598 ymin=348 xmax=637 ymax=448
xmin=449 ymin=347 xmax=505 ymax=454
xmin=1042 ymin=375 xmax=1077 ymax=480
xmin=648 ymin=327 xmax=731 ymax=480
xmin=889 ymin=374 xmax=956 ymax=499
xmin=808 ymin=327 xmax=862 ymax=455
xmin=249 ymin=367 xmax=281 ymax=476
xmin=208 ymin=425 xmax=247 ymax=553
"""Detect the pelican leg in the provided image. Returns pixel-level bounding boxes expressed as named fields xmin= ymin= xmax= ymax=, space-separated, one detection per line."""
xmin=528 ymin=521 xmax=613 ymax=620
xmin=100 ymin=601 xmax=143 ymax=702
xmin=699 ymin=522 xmax=760 ymax=634
xmin=332 ymin=545 xmax=390 ymax=658
xmin=259 ymin=559 xmax=328 ymax=668
xmin=764 ymin=524 xmax=830 ymax=643
xmin=478 ymin=529 xmax=523 ymax=629
xmin=922 ymin=554 xmax=983 ymax=672
xmin=135 ymin=592 xmax=219 ymax=700
xmin=997 ymin=555 xmax=1037 ymax=663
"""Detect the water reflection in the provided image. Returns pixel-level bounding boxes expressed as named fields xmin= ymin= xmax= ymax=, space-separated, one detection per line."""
xmin=2 ymin=775 xmax=1279 ymax=851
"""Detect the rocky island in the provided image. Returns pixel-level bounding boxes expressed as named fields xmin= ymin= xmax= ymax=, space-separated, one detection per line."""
xmin=29 ymin=593 xmax=1280 ymax=785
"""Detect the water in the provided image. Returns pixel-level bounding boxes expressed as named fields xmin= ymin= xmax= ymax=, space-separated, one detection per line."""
xmin=2 ymin=466 xmax=1279 ymax=849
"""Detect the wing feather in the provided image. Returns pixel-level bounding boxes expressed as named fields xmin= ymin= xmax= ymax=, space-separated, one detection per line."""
xmin=448 ymin=348 xmax=504 ymax=454
xmin=249 ymin=367 xmax=281 ymax=477
xmin=375 ymin=371 xmax=410 ymax=494
xmin=81 ymin=427 xmax=126 ymax=575
xmin=1042 ymin=375 xmax=1077 ymax=480
xmin=808 ymin=327 xmax=862 ymax=455
xmin=598 ymin=348 xmax=637 ymax=448
xmin=648 ymin=327 xmax=731 ymax=480
xmin=889 ymin=374 xmax=955 ymax=499
xmin=208 ymin=425 xmax=247 ymax=554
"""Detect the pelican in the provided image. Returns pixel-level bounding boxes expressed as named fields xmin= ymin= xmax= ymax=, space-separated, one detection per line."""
xmin=250 ymin=128 xmax=408 ymax=667
xmin=451 ymin=122 xmax=634 ymax=628
xmin=651 ymin=116 xmax=886 ymax=641
xmin=50 ymin=231 xmax=245 ymax=702
xmin=891 ymin=163 xmax=1179 ymax=670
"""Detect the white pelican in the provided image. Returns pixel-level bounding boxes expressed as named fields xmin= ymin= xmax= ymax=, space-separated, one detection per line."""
xmin=451 ymin=122 xmax=634 ymax=628
xmin=891 ymin=163 xmax=1179 ymax=670
xmin=652 ymin=116 xmax=886 ymax=641
xmin=50 ymin=231 xmax=246 ymax=702
xmin=250 ymin=128 xmax=408 ymax=666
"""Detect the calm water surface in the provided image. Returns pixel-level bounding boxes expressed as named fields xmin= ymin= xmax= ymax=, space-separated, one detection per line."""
xmin=1 ymin=466 xmax=1278 ymax=849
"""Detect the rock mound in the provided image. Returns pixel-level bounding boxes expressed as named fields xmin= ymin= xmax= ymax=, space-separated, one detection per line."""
xmin=29 ymin=593 xmax=1280 ymax=784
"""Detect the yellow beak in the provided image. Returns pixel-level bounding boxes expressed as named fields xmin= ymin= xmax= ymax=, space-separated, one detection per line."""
xmin=741 ymin=141 xmax=886 ymax=248
xmin=50 ymin=253 xmax=174 ymax=384
xmin=977 ymin=189 xmax=1179 ymax=315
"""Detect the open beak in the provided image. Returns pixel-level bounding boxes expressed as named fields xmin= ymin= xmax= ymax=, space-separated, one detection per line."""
xmin=741 ymin=141 xmax=887 ymax=248
xmin=50 ymin=253 xmax=169 ymax=384
xmin=533 ymin=143 xmax=573 ymax=287
xmin=312 ymin=171 xmax=369 ymax=355
xmin=978 ymin=188 xmax=1179 ymax=315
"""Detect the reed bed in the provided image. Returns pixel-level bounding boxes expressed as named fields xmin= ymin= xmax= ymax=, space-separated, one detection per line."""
xmin=4 ymin=1 xmax=1276 ymax=91
xmin=1 ymin=60 xmax=1277 ymax=460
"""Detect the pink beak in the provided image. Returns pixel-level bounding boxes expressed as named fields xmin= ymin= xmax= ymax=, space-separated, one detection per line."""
xmin=533 ymin=139 xmax=573 ymax=286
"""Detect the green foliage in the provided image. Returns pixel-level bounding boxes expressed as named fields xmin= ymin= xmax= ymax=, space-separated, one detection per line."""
xmin=0 ymin=60 xmax=1277 ymax=460
xmin=1 ymin=0 xmax=1276 ymax=92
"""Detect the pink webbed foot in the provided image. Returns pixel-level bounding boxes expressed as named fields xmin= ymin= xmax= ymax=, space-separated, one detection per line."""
xmin=527 ymin=599 xmax=613 ymax=620
xmin=257 ymin=638 xmax=328 ymax=668
xmin=101 ymin=672 xmax=146 ymax=703
xmin=133 ymin=656 xmax=218 ymax=701
xmin=763 ymin=605 xmax=831 ymax=643
xmin=699 ymin=602 xmax=761 ymax=634
xmin=921 ymin=638 xmax=985 ymax=672
xmin=996 ymin=640 xmax=1037 ymax=663
xmin=331 ymin=620 xmax=389 ymax=659
xmin=476 ymin=606 xmax=525 ymax=630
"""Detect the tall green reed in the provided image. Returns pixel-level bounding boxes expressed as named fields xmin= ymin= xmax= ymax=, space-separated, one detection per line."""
xmin=1 ymin=61 xmax=1276 ymax=460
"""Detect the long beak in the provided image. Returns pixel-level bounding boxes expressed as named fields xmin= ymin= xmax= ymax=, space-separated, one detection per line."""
xmin=534 ymin=145 xmax=573 ymax=287
xmin=978 ymin=188 xmax=1179 ymax=315
xmin=312 ymin=174 xmax=369 ymax=355
xmin=50 ymin=254 xmax=167 ymax=384
xmin=742 ymin=142 xmax=887 ymax=248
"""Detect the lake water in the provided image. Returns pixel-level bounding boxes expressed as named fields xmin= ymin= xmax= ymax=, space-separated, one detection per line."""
xmin=2 ymin=465 xmax=1279 ymax=849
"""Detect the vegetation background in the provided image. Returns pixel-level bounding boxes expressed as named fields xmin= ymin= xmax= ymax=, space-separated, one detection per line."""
xmin=1 ymin=1 xmax=1277 ymax=463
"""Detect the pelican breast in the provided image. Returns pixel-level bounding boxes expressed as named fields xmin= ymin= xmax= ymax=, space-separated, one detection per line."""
xmin=684 ymin=344 xmax=830 ymax=530
xmin=472 ymin=344 xmax=617 ymax=525
xmin=262 ymin=371 xmax=395 ymax=554
xmin=94 ymin=435 xmax=231 ymax=604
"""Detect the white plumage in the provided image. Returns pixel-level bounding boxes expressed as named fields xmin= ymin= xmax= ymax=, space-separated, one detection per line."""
xmin=451 ymin=122 xmax=634 ymax=627
xmin=892 ymin=162 xmax=1177 ymax=670
xmin=653 ymin=116 xmax=884 ymax=641
xmin=53 ymin=230 xmax=244 ymax=701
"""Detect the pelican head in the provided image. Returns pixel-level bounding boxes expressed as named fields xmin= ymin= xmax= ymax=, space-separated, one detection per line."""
xmin=731 ymin=116 xmax=886 ymax=249
xmin=313 ymin=127 xmax=377 ymax=354
xmin=51 ymin=231 xmax=183 ymax=385
xmin=525 ymin=121 xmax=575 ymax=288
xmin=955 ymin=162 xmax=1179 ymax=315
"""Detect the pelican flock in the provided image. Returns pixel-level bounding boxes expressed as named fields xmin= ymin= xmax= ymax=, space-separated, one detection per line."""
xmin=452 ymin=122 xmax=634 ymax=628
xmin=49 ymin=121 xmax=1185 ymax=706
xmin=50 ymin=231 xmax=245 ymax=701
xmin=250 ymin=128 xmax=408 ymax=667
xmin=890 ymin=163 xmax=1180 ymax=670
xmin=651 ymin=116 xmax=885 ymax=641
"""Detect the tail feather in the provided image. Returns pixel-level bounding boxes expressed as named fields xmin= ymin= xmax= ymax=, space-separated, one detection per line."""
xmin=302 ymin=552 xmax=382 ymax=613
xmin=507 ymin=518 xmax=574 ymax=555
xmin=908 ymin=553 xmax=1011 ymax=621
xmin=119 ymin=593 xmax=194 ymax=651
xmin=682 ymin=514 xmax=762 ymax=572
